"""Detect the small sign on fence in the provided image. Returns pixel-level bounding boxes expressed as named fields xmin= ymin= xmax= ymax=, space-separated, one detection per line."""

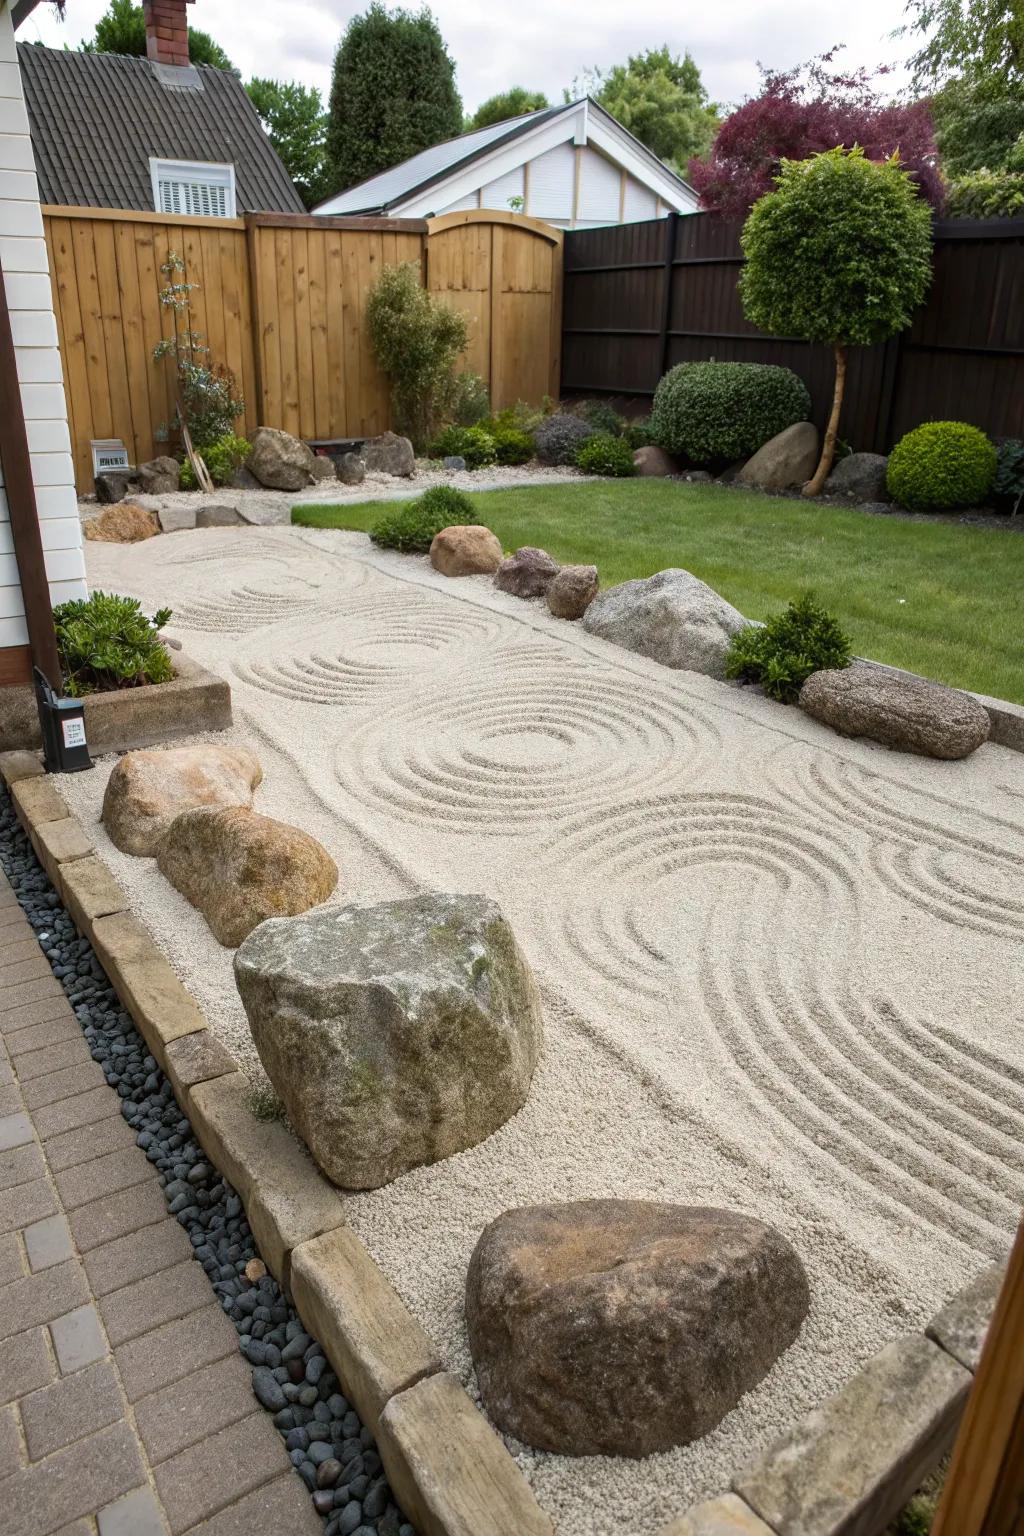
xmin=90 ymin=438 xmax=131 ymax=475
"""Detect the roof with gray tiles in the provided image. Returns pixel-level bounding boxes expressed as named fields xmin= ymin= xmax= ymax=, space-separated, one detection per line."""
xmin=16 ymin=43 xmax=304 ymax=214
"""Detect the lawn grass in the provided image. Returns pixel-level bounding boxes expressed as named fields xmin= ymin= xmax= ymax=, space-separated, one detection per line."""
xmin=293 ymin=480 xmax=1024 ymax=704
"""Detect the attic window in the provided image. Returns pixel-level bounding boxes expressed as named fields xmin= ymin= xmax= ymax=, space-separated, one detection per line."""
xmin=150 ymin=158 xmax=236 ymax=218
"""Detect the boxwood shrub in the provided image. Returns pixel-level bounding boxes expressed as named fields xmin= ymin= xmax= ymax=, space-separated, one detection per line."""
xmin=428 ymin=424 xmax=497 ymax=469
xmin=370 ymin=485 xmax=475 ymax=552
xmin=491 ymin=427 xmax=534 ymax=465
xmin=649 ymin=361 xmax=811 ymax=465
xmin=726 ymin=592 xmax=852 ymax=704
xmin=576 ymin=433 xmax=636 ymax=477
xmin=886 ymin=421 xmax=997 ymax=511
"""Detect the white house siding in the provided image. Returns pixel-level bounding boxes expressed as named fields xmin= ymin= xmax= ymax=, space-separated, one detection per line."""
xmin=0 ymin=3 xmax=85 ymax=659
xmin=479 ymin=165 xmax=524 ymax=212
xmin=437 ymin=189 xmax=479 ymax=214
xmin=526 ymin=141 xmax=576 ymax=222
xmin=623 ymin=175 xmax=658 ymax=223
xmin=576 ymin=146 xmax=620 ymax=223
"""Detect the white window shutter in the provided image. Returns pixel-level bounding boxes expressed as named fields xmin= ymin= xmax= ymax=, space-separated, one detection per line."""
xmin=151 ymin=160 xmax=236 ymax=219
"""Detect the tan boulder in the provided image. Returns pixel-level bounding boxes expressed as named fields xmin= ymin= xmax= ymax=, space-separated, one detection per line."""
xmin=430 ymin=525 xmax=503 ymax=576
xmin=466 ymin=1199 xmax=809 ymax=1457
xmin=633 ymin=445 xmax=678 ymax=476
xmin=157 ymin=805 xmax=338 ymax=947
xmin=84 ymin=503 xmax=160 ymax=543
xmin=735 ymin=423 xmax=819 ymax=492
xmin=102 ymin=744 xmax=263 ymax=856
xmin=547 ymin=564 xmax=599 ymax=619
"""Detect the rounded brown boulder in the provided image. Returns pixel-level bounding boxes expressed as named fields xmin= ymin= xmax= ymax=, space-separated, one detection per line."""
xmin=465 ymin=1199 xmax=809 ymax=1457
xmin=547 ymin=564 xmax=599 ymax=620
xmin=101 ymin=744 xmax=263 ymax=856
xmin=430 ymin=524 xmax=503 ymax=576
xmin=799 ymin=664 xmax=990 ymax=759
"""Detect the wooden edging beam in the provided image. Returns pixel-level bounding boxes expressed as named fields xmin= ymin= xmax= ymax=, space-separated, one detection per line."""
xmin=0 ymin=255 xmax=61 ymax=690
xmin=0 ymin=752 xmax=554 ymax=1536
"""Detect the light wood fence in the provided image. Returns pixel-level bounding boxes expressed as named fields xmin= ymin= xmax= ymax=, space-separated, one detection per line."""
xmin=42 ymin=207 xmax=563 ymax=491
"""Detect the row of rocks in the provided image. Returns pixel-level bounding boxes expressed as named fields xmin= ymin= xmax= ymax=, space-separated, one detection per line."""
xmin=425 ymin=526 xmax=600 ymax=622
xmin=228 ymin=885 xmax=810 ymax=1458
xmin=94 ymin=428 xmax=416 ymax=506
xmin=102 ymin=746 xmax=338 ymax=945
xmin=0 ymin=786 xmax=411 ymax=1536
xmin=634 ymin=429 xmax=892 ymax=504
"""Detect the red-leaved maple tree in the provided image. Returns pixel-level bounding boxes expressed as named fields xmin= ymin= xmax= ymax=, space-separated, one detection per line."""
xmin=690 ymin=51 xmax=943 ymax=218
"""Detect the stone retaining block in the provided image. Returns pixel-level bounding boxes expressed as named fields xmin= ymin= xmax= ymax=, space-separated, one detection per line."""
xmin=90 ymin=912 xmax=206 ymax=1069
xmin=376 ymin=1370 xmax=555 ymax=1536
xmin=289 ymin=1226 xmax=440 ymax=1434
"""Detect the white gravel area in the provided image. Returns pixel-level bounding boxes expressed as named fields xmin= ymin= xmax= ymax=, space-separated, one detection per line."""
xmin=59 ymin=525 xmax=1024 ymax=1536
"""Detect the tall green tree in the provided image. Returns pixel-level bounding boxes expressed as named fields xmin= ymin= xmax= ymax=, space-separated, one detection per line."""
xmin=326 ymin=4 xmax=462 ymax=195
xmin=567 ymin=46 xmax=718 ymax=172
xmin=466 ymin=87 xmax=549 ymax=131
xmin=246 ymin=79 xmax=329 ymax=207
xmin=740 ymin=147 xmax=932 ymax=495
xmin=81 ymin=0 xmax=235 ymax=71
xmin=900 ymin=1 xmax=1024 ymax=175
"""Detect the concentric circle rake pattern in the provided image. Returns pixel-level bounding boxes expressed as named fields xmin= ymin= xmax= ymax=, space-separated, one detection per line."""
xmin=541 ymin=792 xmax=1024 ymax=1257
xmin=169 ymin=583 xmax=323 ymax=632
xmin=333 ymin=646 xmax=720 ymax=830
xmin=771 ymin=751 xmax=1024 ymax=944
xmin=232 ymin=589 xmax=503 ymax=705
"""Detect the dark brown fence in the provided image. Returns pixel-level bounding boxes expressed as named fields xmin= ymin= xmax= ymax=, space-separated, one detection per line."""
xmin=561 ymin=213 xmax=1024 ymax=452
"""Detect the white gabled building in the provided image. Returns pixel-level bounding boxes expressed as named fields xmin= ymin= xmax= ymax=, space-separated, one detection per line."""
xmin=315 ymin=97 xmax=697 ymax=228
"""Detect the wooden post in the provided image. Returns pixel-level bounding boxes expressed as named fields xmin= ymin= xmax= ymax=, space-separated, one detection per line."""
xmin=0 ymin=255 xmax=61 ymax=691
xmin=932 ymin=1213 xmax=1024 ymax=1536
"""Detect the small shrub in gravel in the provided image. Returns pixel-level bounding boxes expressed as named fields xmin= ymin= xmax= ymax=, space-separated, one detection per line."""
xmin=0 ymin=786 xmax=414 ymax=1536
xmin=370 ymin=486 xmax=474 ymax=553
xmin=886 ymin=421 xmax=997 ymax=511
xmin=180 ymin=432 xmax=251 ymax=488
xmin=994 ymin=437 xmax=1024 ymax=516
xmin=428 ymin=424 xmax=496 ymax=469
xmin=726 ymin=592 xmax=852 ymax=703
xmin=649 ymin=361 xmax=810 ymax=466
xmin=533 ymin=412 xmax=594 ymax=466
xmin=576 ymin=433 xmax=636 ymax=477
xmin=490 ymin=427 xmax=534 ymax=465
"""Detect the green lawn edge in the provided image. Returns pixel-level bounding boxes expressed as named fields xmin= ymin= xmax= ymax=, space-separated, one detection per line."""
xmin=292 ymin=481 xmax=1023 ymax=704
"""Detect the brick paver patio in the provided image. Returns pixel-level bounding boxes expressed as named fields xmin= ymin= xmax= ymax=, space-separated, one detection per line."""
xmin=0 ymin=871 xmax=321 ymax=1536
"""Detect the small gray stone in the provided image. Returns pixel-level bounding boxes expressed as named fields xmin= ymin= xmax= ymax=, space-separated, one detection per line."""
xmin=309 ymin=1440 xmax=336 ymax=1466
xmin=825 ymin=451 xmax=891 ymax=502
xmin=362 ymin=431 xmax=415 ymax=478
xmin=443 ymin=455 xmax=467 ymax=471
xmin=336 ymin=453 xmax=366 ymax=486
xmin=94 ymin=470 xmax=133 ymax=504
xmin=157 ymin=502 xmax=196 ymax=533
xmin=195 ymin=502 xmax=243 ymax=528
xmin=338 ymin=1503 xmax=363 ymax=1536
xmin=310 ymin=455 xmax=337 ymax=481
xmin=317 ymin=1457 xmax=342 ymax=1489
xmin=132 ymin=455 xmax=180 ymax=495
xmin=252 ymin=1366 xmax=287 ymax=1411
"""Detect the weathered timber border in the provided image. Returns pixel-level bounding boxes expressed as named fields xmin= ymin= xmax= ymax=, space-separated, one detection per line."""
xmin=0 ymin=748 xmax=555 ymax=1536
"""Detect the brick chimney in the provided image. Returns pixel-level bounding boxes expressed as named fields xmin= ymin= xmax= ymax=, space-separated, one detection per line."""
xmin=143 ymin=0 xmax=192 ymax=67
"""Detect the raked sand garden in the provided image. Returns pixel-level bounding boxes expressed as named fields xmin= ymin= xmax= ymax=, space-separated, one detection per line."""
xmin=60 ymin=523 xmax=1024 ymax=1536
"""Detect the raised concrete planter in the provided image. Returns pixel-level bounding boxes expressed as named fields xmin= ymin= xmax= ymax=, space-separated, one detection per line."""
xmin=0 ymin=651 xmax=231 ymax=754
xmin=0 ymin=748 xmax=555 ymax=1535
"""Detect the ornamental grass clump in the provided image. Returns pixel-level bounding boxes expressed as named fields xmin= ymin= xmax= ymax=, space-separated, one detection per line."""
xmin=576 ymin=433 xmax=636 ymax=477
xmin=739 ymin=146 xmax=933 ymax=495
xmin=726 ymin=592 xmax=852 ymax=703
xmin=54 ymin=592 xmax=174 ymax=696
xmin=886 ymin=421 xmax=997 ymax=511
xmin=650 ymin=361 xmax=810 ymax=465
xmin=370 ymin=485 xmax=475 ymax=552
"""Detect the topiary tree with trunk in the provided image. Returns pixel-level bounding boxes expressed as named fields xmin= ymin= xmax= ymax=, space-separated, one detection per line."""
xmin=739 ymin=146 xmax=933 ymax=497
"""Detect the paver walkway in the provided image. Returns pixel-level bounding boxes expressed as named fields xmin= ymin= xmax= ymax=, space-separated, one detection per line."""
xmin=0 ymin=870 xmax=320 ymax=1536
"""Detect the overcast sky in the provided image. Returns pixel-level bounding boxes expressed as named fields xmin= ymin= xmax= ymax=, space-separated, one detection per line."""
xmin=23 ymin=1 xmax=917 ymax=113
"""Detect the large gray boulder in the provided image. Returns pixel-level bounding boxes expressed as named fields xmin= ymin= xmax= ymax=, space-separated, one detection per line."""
xmin=466 ymin=1200 xmax=809 ymax=1457
xmin=824 ymin=452 xmax=891 ymax=502
xmin=234 ymin=894 xmax=544 ymax=1190
xmin=736 ymin=423 xmax=819 ymax=493
xmin=800 ymin=664 xmax=990 ymax=759
xmin=581 ymin=568 xmax=746 ymax=678
xmin=362 ymin=431 xmax=415 ymax=478
xmin=247 ymin=427 xmax=316 ymax=491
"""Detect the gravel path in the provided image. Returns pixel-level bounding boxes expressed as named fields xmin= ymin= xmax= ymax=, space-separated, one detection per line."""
xmin=60 ymin=525 xmax=1024 ymax=1536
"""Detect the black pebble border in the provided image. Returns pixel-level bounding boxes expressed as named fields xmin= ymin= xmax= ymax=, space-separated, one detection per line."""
xmin=0 ymin=785 xmax=415 ymax=1536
